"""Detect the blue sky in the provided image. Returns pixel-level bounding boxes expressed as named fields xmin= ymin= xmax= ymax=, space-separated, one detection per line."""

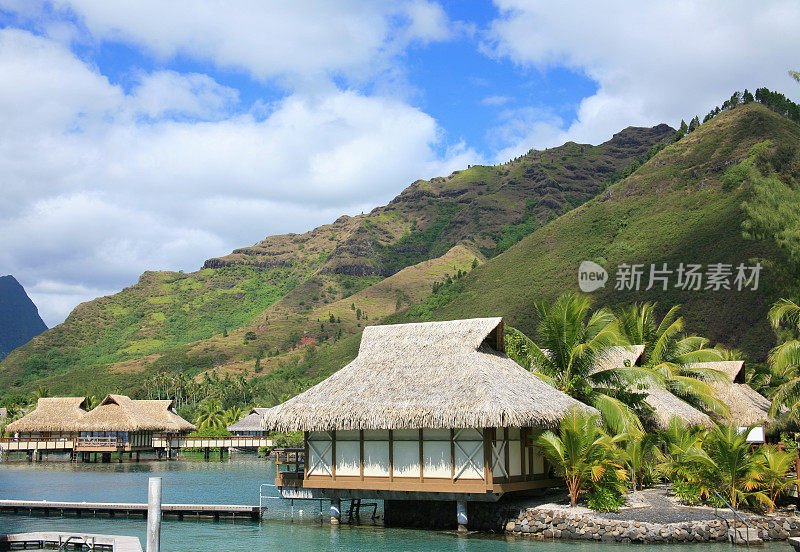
xmin=0 ymin=0 xmax=798 ymax=326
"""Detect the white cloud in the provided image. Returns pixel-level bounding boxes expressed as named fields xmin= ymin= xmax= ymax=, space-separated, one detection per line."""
xmin=481 ymin=95 xmax=513 ymax=106
xmin=485 ymin=0 xmax=800 ymax=150
xmin=32 ymin=0 xmax=454 ymax=86
xmin=130 ymin=71 xmax=239 ymax=120
xmin=0 ymin=28 xmax=479 ymax=325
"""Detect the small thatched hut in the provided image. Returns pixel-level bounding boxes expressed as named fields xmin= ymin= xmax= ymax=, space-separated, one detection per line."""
xmin=593 ymin=345 xmax=715 ymax=430
xmin=262 ymin=317 xmax=595 ymax=513
xmin=697 ymin=360 xmax=772 ymax=440
xmin=75 ymin=394 xmax=195 ymax=450
xmin=227 ymin=408 xmax=269 ymax=436
xmin=5 ymin=398 xmax=88 ymax=439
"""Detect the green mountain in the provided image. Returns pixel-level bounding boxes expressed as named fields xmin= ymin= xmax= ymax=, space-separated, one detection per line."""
xmin=0 ymin=123 xmax=672 ymax=398
xmin=398 ymin=102 xmax=800 ymax=362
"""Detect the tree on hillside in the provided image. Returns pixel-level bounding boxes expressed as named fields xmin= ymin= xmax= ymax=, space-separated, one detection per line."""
xmin=616 ymin=303 xmax=729 ymax=416
xmin=511 ymin=293 xmax=659 ymax=433
xmin=674 ymin=119 xmax=689 ymax=142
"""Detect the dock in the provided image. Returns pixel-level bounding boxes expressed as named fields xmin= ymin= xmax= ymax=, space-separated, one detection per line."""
xmin=0 ymin=531 xmax=142 ymax=552
xmin=0 ymin=499 xmax=262 ymax=521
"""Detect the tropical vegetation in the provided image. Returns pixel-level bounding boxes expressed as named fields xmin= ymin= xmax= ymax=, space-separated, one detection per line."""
xmin=541 ymin=411 xmax=798 ymax=514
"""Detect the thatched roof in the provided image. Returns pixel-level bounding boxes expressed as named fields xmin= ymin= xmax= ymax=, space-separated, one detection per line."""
xmin=642 ymin=387 xmax=714 ymax=430
xmin=134 ymin=400 xmax=196 ymax=432
xmin=227 ymin=408 xmax=269 ymax=432
xmin=691 ymin=361 xmax=773 ymax=426
xmin=593 ymin=345 xmax=646 ymax=372
xmin=75 ymin=395 xmax=195 ymax=432
xmin=6 ymin=398 xmax=87 ymax=432
xmin=262 ymin=317 xmax=597 ymax=432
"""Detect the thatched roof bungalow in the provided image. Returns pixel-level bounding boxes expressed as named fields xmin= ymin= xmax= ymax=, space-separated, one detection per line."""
xmin=5 ymin=398 xmax=88 ymax=435
xmin=5 ymin=395 xmax=195 ymax=453
xmin=263 ymin=317 xmax=595 ymax=504
xmin=227 ymin=408 xmax=269 ymax=435
xmin=698 ymin=361 xmax=772 ymax=439
xmin=590 ymin=345 xmax=715 ymax=430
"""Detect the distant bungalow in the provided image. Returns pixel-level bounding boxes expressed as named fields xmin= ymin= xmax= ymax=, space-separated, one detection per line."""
xmin=226 ymin=408 xmax=269 ymax=437
xmin=261 ymin=317 xmax=596 ymax=530
xmin=600 ymin=348 xmax=771 ymax=438
xmin=5 ymin=394 xmax=195 ymax=461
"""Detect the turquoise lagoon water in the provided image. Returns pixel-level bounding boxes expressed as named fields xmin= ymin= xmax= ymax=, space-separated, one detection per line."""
xmin=0 ymin=455 xmax=782 ymax=551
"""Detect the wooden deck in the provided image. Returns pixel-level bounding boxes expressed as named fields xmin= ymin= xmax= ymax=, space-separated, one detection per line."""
xmin=1 ymin=436 xmax=272 ymax=453
xmin=0 ymin=499 xmax=262 ymax=521
xmin=0 ymin=531 xmax=142 ymax=552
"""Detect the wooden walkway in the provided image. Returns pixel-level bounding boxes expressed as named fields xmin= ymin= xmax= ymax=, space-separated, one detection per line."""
xmin=0 ymin=531 xmax=142 ymax=552
xmin=0 ymin=499 xmax=261 ymax=521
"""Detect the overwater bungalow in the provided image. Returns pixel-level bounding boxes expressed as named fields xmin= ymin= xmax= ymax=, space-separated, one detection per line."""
xmin=75 ymin=395 xmax=195 ymax=455
xmin=4 ymin=394 xmax=195 ymax=460
xmin=227 ymin=408 xmax=269 ymax=436
xmin=261 ymin=317 xmax=596 ymax=529
xmin=4 ymin=397 xmax=88 ymax=443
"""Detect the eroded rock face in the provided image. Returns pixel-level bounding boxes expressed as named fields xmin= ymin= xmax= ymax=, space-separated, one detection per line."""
xmin=507 ymin=507 xmax=800 ymax=543
xmin=202 ymin=124 xmax=674 ymax=275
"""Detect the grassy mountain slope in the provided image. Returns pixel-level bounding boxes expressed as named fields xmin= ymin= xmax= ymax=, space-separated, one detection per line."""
xmin=246 ymin=102 xmax=800 ymax=401
xmin=403 ymin=103 xmax=799 ymax=362
xmin=0 ymin=125 xmax=670 ymax=397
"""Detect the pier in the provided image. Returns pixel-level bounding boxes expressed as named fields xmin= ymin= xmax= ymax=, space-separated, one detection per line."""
xmin=0 ymin=531 xmax=142 ymax=552
xmin=0 ymin=436 xmax=273 ymax=461
xmin=0 ymin=499 xmax=262 ymax=521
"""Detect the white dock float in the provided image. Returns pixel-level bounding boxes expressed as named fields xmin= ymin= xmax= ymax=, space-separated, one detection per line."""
xmin=0 ymin=499 xmax=261 ymax=521
xmin=0 ymin=531 xmax=142 ymax=552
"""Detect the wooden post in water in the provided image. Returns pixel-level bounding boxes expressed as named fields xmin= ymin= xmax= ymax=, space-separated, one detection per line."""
xmin=147 ymin=477 xmax=162 ymax=552
xmin=456 ymin=500 xmax=468 ymax=532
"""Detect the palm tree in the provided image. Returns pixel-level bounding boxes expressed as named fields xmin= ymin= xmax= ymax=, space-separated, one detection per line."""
xmin=759 ymin=445 xmax=799 ymax=513
xmin=222 ymin=406 xmax=243 ymax=427
xmin=701 ymin=423 xmax=767 ymax=510
xmin=623 ymin=430 xmax=662 ymax=492
xmin=86 ymin=395 xmax=102 ymax=410
xmin=195 ymin=400 xmax=225 ymax=431
xmin=521 ymin=293 xmax=659 ymax=432
xmin=658 ymin=417 xmax=706 ymax=485
xmin=535 ymin=408 xmax=626 ymax=507
xmin=766 ymin=299 xmax=800 ymax=418
xmin=617 ymin=302 xmax=729 ymax=415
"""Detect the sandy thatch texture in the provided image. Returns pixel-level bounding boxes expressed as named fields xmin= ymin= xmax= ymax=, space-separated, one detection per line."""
xmin=74 ymin=395 xmax=195 ymax=432
xmin=227 ymin=408 xmax=269 ymax=432
xmin=687 ymin=360 xmax=772 ymax=426
xmin=135 ymin=400 xmax=196 ymax=432
xmin=642 ymin=387 xmax=714 ymax=429
xmin=592 ymin=345 xmax=646 ymax=372
xmin=5 ymin=397 xmax=87 ymax=432
xmin=262 ymin=317 xmax=596 ymax=432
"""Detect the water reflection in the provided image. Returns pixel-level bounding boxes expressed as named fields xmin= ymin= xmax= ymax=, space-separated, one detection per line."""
xmin=0 ymin=455 xmax=785 ymax=552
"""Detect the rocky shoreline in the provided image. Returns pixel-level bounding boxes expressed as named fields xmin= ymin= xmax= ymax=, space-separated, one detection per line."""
xmin=507 ymin=507 xmax=800 ymax=543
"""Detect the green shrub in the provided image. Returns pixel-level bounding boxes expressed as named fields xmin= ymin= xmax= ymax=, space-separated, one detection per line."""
xmin=672 ymin=480 xmax=703 ymax=505
xmin=586 ymin=486 xmax=626 ymax=512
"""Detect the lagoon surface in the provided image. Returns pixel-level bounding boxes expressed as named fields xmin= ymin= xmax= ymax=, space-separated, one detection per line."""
xmin=0 ymin=455 xmax=782 ymax=552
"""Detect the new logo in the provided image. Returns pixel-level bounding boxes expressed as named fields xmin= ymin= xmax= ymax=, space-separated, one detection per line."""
xmin=578 ymin=261 xmax=608 ymax=292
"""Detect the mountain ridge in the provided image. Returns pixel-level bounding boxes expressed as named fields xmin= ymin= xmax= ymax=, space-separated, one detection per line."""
xmin=0 ymin=275 xmax=47 ymax=360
